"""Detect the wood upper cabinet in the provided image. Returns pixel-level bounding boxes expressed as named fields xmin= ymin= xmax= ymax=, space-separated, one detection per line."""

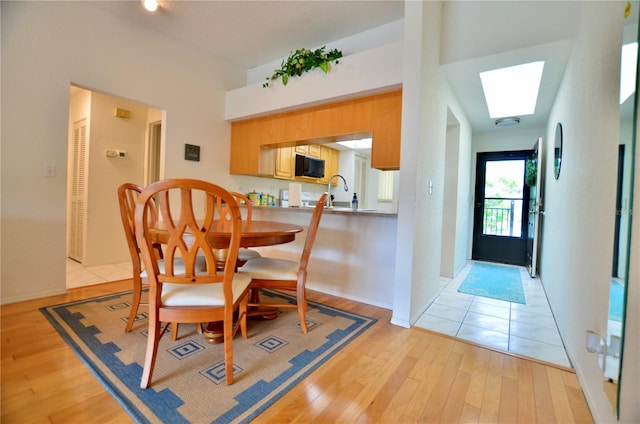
xmin=371 ymin=90 xmax=402 ymax=170
xmin=294 ymin=144 xmax=321 ymax=158
xmin=229 ymin=89 xmax=402 ymax=174
xmin=274 ymin=146 xmax=294 ymax=179
xmin=308 ymin=144 xmax=322 ymax=158
xmin=269 ymin=144 xmax=339 ymax=184
xmin=319 ymin=146 xmax=339 ymax=184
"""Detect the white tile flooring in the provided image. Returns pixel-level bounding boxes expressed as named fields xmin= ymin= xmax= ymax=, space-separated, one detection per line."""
xmin=66 ymin=258 xmax=132 ymax=289
xmin=414 ymin=261 xmax=572 ymax=368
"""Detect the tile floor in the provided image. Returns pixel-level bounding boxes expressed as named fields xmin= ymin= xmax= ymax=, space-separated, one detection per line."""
xmin=414 ymin=261 xmax=572 ymax=368
xmin=66 ymin=258 xmax=132 ymax=289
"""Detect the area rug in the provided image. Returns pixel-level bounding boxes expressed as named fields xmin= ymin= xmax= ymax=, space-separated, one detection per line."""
xmin=40 ymin=289 xmax=376 ymax=423
xmin=457 ymin=262 xmax=526 ymax=304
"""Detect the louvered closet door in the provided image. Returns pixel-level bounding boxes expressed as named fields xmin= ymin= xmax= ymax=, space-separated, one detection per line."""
xmin=69 ymin=119 xmax=87 ymax=262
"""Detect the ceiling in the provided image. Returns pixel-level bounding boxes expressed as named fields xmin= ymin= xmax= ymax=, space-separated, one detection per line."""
xmin=87 ymin=1 xmax=638 ymax=134
xmin=87 ymin=0 xmax=405 ymax=70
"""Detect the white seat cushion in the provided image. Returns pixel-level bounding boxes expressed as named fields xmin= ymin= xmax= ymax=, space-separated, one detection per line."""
xmin=238 ymin=248 xmax=261 ymax=261
xmin=161 ymin=272 xmax=252 ymax=307
xmin=239 ymin=257 xmax=298 ymax=280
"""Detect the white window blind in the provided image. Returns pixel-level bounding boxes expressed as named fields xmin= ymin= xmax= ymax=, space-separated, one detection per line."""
xmin=377 ymin=171 xmax=394 ymax=202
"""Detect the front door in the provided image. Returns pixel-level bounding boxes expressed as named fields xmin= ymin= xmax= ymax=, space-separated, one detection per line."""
xmin=472 ymin=150 xmax=533 ymax=266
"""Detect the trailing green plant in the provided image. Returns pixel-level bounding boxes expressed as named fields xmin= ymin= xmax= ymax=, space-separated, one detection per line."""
xmin=263 ymin=46 xmax=343 ymax=88
xmin=526 ymin=158 xmax=537 ymax=187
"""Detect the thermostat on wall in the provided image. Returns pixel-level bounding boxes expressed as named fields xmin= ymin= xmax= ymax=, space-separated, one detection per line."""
xmin=105 ymin=150 xmax=126 ymax=158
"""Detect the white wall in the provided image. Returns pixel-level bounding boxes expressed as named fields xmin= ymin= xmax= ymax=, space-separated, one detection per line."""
xmin=226 ymin=41 xmax=403 ymax=121
xmin=440 ymin=85 xmax=474 ymax=279
xmin=0 ymin=2 xmax=244 ymax=303
xmin=392 ymin=1 xmax=447 ymax=327
xmin=540 ymin=3 xmax=625 ymax=422
xmin=246 ymin=19 xmax=404 ymax=85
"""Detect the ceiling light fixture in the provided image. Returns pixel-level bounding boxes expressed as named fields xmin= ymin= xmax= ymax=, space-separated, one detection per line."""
xmin=495 ymin=117 xmax=520 ymax=127
xmin=142 ymin=0 xmax=159 ymax=12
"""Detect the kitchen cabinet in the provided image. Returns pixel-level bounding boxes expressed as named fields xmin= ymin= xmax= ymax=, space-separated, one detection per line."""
xmin=229 ymin=89 xmax=402 ymax=174
xmin=258 ymin=147 xmax=275 ymax=176
xmin=295 ymin=144 xmax=321 ymax=158
xmin=274 ymin=146 xmax=294 ymax=179
xmin=371 ymin=89 xmax=402 ymax=170
xmin=269 ymin=144 xmax=339 ymax=184
xmin=308 ymin=144 xmax=322 ymax=158
xmin=320 ymin=146 xmax=339 ymax=184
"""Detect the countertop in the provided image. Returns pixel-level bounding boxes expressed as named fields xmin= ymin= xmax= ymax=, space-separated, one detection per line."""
xmin=252 ymin=205 xmax=397 ymax=218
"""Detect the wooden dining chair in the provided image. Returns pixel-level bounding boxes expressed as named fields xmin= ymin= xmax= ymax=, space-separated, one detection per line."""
xmin=118 ymin=183 xmax=205 ymax=338
xmin=216 ymin=191 xmax=262 ymax=267
xmin=117 ymin=183 xmax=160 ymax=333
xmin=135 ymin=179 xmax=251 ymax=388
xmin=239 ymin=192 xmax=327 ymax=333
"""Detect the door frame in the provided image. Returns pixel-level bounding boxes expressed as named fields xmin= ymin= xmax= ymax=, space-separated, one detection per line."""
xmin=472 ymin=150 xmax=533 ymax=266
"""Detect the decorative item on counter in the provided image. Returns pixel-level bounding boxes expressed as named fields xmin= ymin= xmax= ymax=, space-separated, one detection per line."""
xmin=247 ymin=190 xmax=261 ymax=206
xmin=352 ymin=193 xmax=358 ymax=211
xmin=263 ymin=46 xmax=343 ymax=88
xmin=261 ymin=192 xmax=269 ymax=206
xmin=288 ymin=183 xmax=302 ymax=207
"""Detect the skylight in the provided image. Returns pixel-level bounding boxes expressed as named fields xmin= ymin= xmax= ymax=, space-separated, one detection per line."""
xmin=620 ymin=42 xmax=638 ymax=104
xmin=480 ymin=61 xmax=545 ymax=118
xmin=337 ymin=138 xmax=372 ymax=150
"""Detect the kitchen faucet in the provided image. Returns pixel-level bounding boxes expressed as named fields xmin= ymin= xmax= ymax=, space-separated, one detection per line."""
xmin=326 ymin=174 xmax=348 ymax=208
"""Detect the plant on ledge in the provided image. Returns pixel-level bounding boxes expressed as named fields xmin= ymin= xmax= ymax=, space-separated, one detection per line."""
xmin=263 ymin=46 xmax=343 ymax=88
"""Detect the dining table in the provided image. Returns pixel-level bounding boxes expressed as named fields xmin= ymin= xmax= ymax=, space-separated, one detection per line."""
xmin=149 ymin=219 xmax=304 ymax=343
xmin=149 ymin=219 xmax=302 ymax=249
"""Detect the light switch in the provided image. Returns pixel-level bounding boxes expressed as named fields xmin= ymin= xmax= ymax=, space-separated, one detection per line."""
xmin=44 ymin=164 xmax=56 ymax=178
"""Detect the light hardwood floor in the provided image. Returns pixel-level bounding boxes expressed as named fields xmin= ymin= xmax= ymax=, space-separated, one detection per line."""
xmin=1 ymin=280 xmax=593 ymax=423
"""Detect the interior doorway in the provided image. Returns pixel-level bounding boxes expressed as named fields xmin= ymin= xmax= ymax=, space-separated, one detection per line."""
xmin=472 ymin=150 xmax=533 ymax=265
xmin=66 ymin=86 xmax=162 ymax=288
xmin=147 ymin=121 xmax=162 ymax=186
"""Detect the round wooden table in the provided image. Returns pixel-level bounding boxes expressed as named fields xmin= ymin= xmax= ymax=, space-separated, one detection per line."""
xmin=150 ymin=220 xmax=302 ymax=249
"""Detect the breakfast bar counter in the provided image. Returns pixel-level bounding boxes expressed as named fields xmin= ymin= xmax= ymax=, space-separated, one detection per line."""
xmin=249 ymin=205 xmax=397 ymax=310
xmin=252 ymin=204 xmax=397 ymax=218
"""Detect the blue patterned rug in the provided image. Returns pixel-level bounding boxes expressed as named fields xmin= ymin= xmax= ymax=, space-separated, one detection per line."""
xmin=457 ymin=262 xmax=526 ymax=304
xmin=40 ymin=289 xmax=376 ymax=423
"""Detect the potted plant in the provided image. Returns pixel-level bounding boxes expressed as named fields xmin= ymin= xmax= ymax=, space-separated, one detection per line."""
xmin=263 ymin=46 xmax=343 ymax=88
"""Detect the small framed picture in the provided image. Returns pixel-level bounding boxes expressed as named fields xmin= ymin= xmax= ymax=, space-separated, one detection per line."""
xmin=185 ymin=144 xmax=200 ymax=161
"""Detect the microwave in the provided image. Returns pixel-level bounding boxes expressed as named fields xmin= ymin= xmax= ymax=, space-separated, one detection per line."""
xmin=295 ymin=154 xmax=325 ymax=178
